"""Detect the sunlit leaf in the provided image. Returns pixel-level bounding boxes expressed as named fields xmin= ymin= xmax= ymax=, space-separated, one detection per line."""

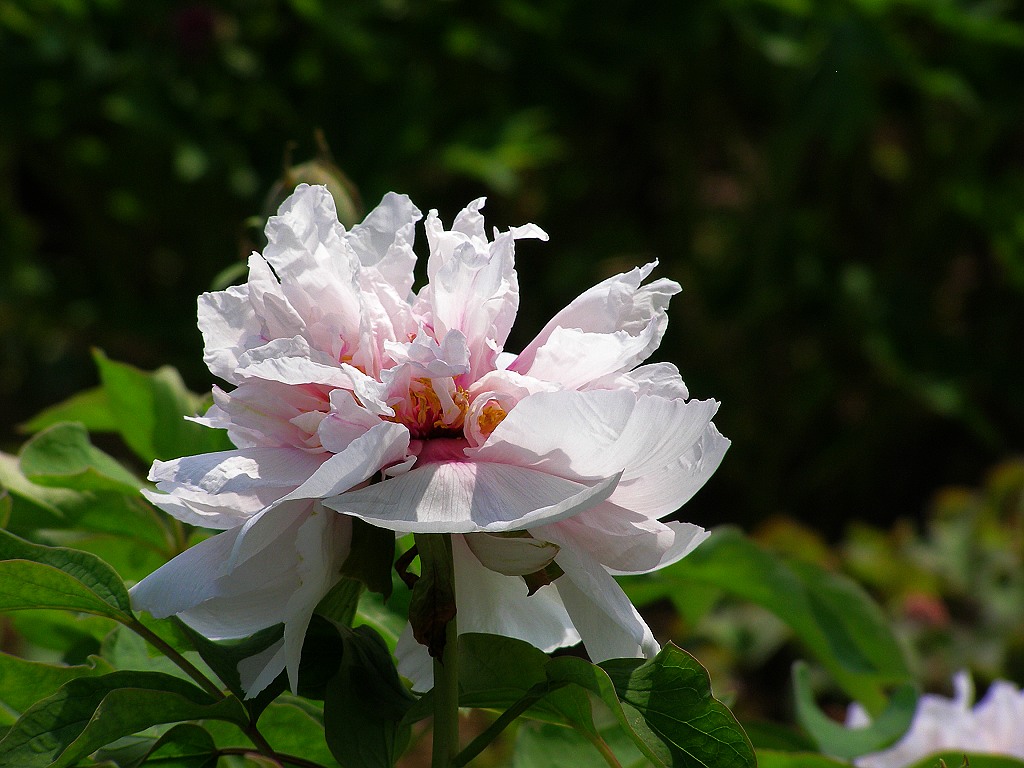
xmin=0 ymin=528 xmax=133 ymax=621
xmin=93 ymin=349 xmax=231 ymax=463
xmin=19 ymin=421 xmax=143 ymax=493
xmin=20 ymin=387 xmax=118 ymax=435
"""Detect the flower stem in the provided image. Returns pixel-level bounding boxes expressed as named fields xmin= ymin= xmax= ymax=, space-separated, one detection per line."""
xmin=126 ymin=617 xmax=225 ymax=699
xmin=417 ymin=533 xmax=460 ymax=768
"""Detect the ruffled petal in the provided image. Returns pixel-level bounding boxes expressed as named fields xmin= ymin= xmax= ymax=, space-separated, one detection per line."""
xmin=511 ymin=262 xmax=679 ymax=383
xmin=326 ymin=459 xmax=619 ymax=533
xmin=419 ymin=200 xmax=546 ymax=381
xmin=144 ymin=447 xmax=327 ymax=528
xmin=346 ymin=192 xmax=421 ymax=297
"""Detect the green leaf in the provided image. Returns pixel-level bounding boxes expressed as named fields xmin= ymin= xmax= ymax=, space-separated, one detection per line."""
xmin=0 ymin=653 xmax=114 ymax=725
xmin=256 ymin=697 xmax=339 ymax=768
xmin=20 ymin=386 xmax=118 ymax=435
xmin=0 ymin=451 xmax=84 ymax=531
xmin=316 ymin=576 xmax=364 ymax=627
xmin=621 ymin=528 xmax=911 ymax=711
xmin=340 ymin=519 xmax=396 ymax=600
xmin=792 ymin=661 xmax=916 ymax=760
xmin=754 ymin=751 xmax=851 ymax=768
xmin=0 ymin=671 xmax=248 ymax=768
xmin=557 ymin=644 xmax=756 ymax=768
xmin=19 ymin=422 xmax=143 ymax=493
xmin=137 ymin=724 xmax=218 ymax=768
xmin=457 ymin=633 xmax=592 ymax=728
xmin=323 ymin=624 xmax=416 ymax=768
xmin=0 ymin=528 xmax=133 ymax=621
xmin=20 ymin=421 xmax=144 ymax=493
xmin=513 ymin=721 xmax=649 ymax=768
xmin=93 ymin=349 xmax=231 ymax=463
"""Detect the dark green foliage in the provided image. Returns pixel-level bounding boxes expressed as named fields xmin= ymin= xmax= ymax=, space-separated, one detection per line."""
xmin=2 ymin=0 xmax=1023 ymax=533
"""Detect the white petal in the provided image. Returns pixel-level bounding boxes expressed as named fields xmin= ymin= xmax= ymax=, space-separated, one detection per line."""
xmin=511 ymin=262 xmax=679 ymax=379
xmin=346 ymin=192 xmax=421 ymax=296
xmin=518 ymin=324 xmax=661 ymax=390
xmin=536 ymin=505 xmax=708 ymax=575
xmin=464 ymin=533 xmax=560 ymax=576
xmin=278 ymin=421 xmax=410 ymax=504
xmin=239 ymin=639 xmax=287 ymax=697
xmin=552 ymin=545 xmax=659 ymax=662
xmin=586 ymin=362 xmax=690 ymax=401
xmin=326 ymin=460 xmax=620 ymax=533
xmin=395 ymin=623 xmax=434 ymax=692
xmin=611 ymin=422 xmax=730 ymax=518
xmin=469 ymin=389 xmax=724 ymax=517
xmin=145 ymin=448 xmax=326 ymax=527
xmin=236 ymin=336 xmax=354 ymax=389
xmin=198 ymin=284 xmax=262 ymax=384
xmin=453 ymin=534 xmax=578 ymax=649
xmin=130 ymin=526 xmax=242 ymax=618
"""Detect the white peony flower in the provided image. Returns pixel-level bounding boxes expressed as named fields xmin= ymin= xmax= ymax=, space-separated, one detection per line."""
xmin=130 ymin=184 xmax=728 ymax=695
xmin=850 ymin=672 xmax=1024 ymax=768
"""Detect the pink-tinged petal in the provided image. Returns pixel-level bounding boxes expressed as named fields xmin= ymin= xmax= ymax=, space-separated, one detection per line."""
xmin=419 ymin=201 xmax=546 ymax=381
xmin=511 ymin=262 xmax=679 ymax=378
xmin=382 ymin=329 xmax=471 ymax=379
xmin=144 ymin=448 xmax=327 ymax=527
xmin=536 ymin=504 xmax=708 ymax=575
xmin=197 ymin=381 xmax=332 ymax=451
xmin=326 ymin=460 xmax=620 ymax=533
xmin=463 ymin=532 xmax=560 ymax=576
xmin=610 ymin=422 xmax=730 ymax=518
xmin=236 ymin=336 xmax=354 ymax=389
xmin=552 ymin=545 xmax=659 ymax=663
xmin=347 ymin=192 xmax=421 ymax=297
xmin=317 ymin=389 xmax=383 ymax=454
xmin=470 ymin=389 xmax=719 ymax=500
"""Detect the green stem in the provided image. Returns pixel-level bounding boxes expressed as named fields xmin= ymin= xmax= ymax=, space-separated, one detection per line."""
xmin=452 ymin=686 xmax=557 ymax=767
xmin=426 ymin=534 xmax=460 ymax=768
xmin=583 ymin=731 xmax=624 ymax=768
xmin=126 ymin=617 xmax=224 ymax=699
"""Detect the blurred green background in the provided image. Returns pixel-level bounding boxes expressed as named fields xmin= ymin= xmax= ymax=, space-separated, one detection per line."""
xmin=2 ymin=0 xmax=1022 ymax=534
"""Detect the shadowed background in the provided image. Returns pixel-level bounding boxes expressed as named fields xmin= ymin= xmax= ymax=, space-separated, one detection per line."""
xmin=2 ymin=0 xmax=1023 ymax=535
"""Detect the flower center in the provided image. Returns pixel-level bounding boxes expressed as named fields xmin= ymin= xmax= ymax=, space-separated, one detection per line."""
xmin=476 ymin=399 xmax=507 ymax=438
xmin=389 ymin=377 xmax=469 ymax=438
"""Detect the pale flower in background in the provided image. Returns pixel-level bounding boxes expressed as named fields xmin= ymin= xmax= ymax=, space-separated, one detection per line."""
xmin=130 ymin=184 xmax=728 ymax=695
xmin=850 ymin=672 xmax=1024 ymax=768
